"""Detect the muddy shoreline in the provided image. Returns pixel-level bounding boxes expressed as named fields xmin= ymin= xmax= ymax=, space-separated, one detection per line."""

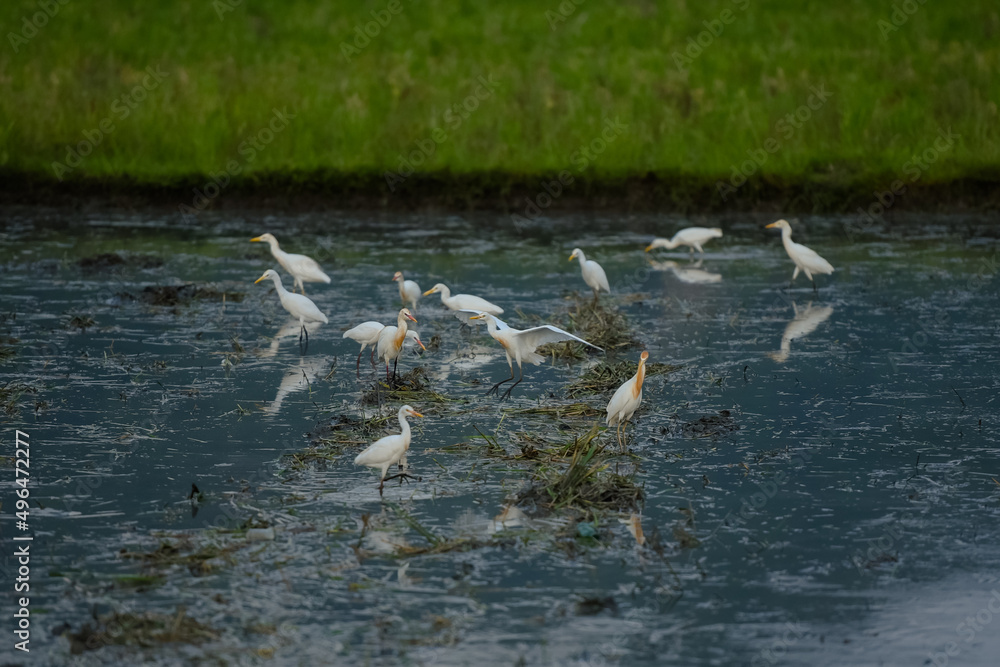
xmin=2 ymin=170 xmax=998 ymax=216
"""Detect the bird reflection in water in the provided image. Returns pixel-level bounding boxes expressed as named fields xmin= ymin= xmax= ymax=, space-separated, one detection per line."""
xmin=767 ymin=302 xmax=834 ymax=363
xmin=648 ymin=259 xmax=723 ymax=284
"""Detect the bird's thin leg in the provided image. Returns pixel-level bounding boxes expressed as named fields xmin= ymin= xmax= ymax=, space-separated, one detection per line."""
xmin=392 ymin=357 xmax=399 ymax=382
xmin=378 ymin=477 xmax=385 ymax=497
xmin=487 ymin=365 xmax=516 ymax=397
xmin=385 ymin=362 xmax=390 ymax=382
xmin=383 ymin=472 xmax=417 ymax=485
xmin=370 ymin=348 xmax=377 ymax=368
xmin=499 ymin=365 xmax=524 ymax=401
xmin=812 ymin=280 xmax=818 ymax=295
xmin=355 ymin=350 xmax=363 ymax=378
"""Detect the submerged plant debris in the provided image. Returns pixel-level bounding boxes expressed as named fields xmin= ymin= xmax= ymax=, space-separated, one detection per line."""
xmin=78 ymin=252 xmax=164 ymax=271
xmin=673 ymin=410 xmax=741 ymax=438
xmin=567 ymin=359 xmax=682 ymax=397
xmin=565 ymin=295 xmax=641 ymax=352
xmin=359 ymin=367 xmax=452 ymax=406
xmin=119 ymin=284 xmax=245 ymax=307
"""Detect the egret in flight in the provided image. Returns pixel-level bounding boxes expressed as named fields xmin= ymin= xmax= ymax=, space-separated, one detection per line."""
xmin=393 ymin=271 xmax=421 ymax=311
xmin=568 ymin=248 xmax=610 ymax=301
xmin=376 ymin=308 xmax=418 ymax=380
xmin=423 ymin=283 xmax=503 ymax=316
xmin=344 ymin=321 xmax=424 ymax=376
xmin=765 ymin=219 xmax=834 ymax=290
xmin=606 ymin=351 xmax=648 ymax=450
xmin=466 ymin=311 xmax=602 ymax=400
xmin=250 ymin=233 xmax=331 ymax=294
xmin=354 ymin=404 xmax=424 ymax=495
xmin=646 ymin=227 xmax=723 ymax=254
xmin=254 ymin=269 xmax=328 ymax=351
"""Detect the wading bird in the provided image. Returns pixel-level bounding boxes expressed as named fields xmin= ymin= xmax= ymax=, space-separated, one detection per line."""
xmin=376 ymin=308 xmax=419 ymax=380
xmin=254 ymin=269 xmax=328 ymax=351
xmin=569 ymin=248 xmax=610 ymax=301
xmin=765 ymin=219 xmax=834 ymax=290
xmin=423 ymin=283 xmax=503 ymax=316
xmin=343 ymin=321 xmax=424 ymax=376
xmin=392 ymin=271 xmax=421 ymax=311
xmin=250 ymin=233 xmax=331 ymax=294
xmin=645 ymin=227 xmax=723 ymax=254
xmin=467 ymin=311 xmax=602 ymax=400
xmin=606 ymin=350 xmax=648 ymax=450
xmin=354 ymin=404 xmax=424 ymax=496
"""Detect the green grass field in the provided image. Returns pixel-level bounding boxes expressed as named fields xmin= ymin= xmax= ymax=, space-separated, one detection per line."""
xmin=1 ymin=0 xmax=998 ymax=198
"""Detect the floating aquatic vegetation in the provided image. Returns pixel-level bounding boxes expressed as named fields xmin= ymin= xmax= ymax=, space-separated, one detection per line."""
xmin=512 ymin=424 xmax=645 ymax=518
xmin=359 ymin=367 xmax=454 ymax=406
xmin=566 ymin=359 xmax=681 ymax=397
xmin=565 ymin=294 xmax=640 ymax=352
xmin=119 ymin=536 xmax=245 ymax=576
xmin=675 ymin=410 xmax=740 ymax=438
xmin=59 ymin=607 xmax=218 ymax=654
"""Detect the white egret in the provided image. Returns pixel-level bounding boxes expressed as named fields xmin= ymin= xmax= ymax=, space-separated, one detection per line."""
xmin=376 ymin=308 xmax=419 ymax=380
xmin=343 ymin=321 xmax=424 ymax=375
xmin=765 ymin=219 xmax=834 ymax=289
xmin=645 ymin=227 xmax=723 ymax=254
xmin=568 ymin=248 xmax=610 ymax=301
xmin=468 ymin=311 xmax=602 ymax=400
xmin=254 ymin=269 xmax=328 ymax=350
xmin=354 ymin=404 xmax=424 ymax=495
xmin=250 ymin=233 xmax=331 ymax=294
xmin=423 ymin=283 xmax=503 ymax=316
xmin=606 ymin=351 xmax=648 ymax=449
xmin=392 ymin=271 xmax=421 ymax=311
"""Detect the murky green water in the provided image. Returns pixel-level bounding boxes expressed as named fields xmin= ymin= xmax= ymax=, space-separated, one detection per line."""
xmin=2 ymin=208 xmax=999 ymax=666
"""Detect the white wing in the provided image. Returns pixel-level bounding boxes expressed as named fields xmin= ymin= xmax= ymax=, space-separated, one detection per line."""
xmin=790 ymin=241 xmax=834 ymax=274
xmin=513 ymin=324 xmax=603 ymax=353
xmin=343 ymin=321 xmax=384 ymax=344
xmin=452 ymin=309 xmax=485 ymax=325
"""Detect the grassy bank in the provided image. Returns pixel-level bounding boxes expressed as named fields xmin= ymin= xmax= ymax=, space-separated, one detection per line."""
xmin=1 ymin=0 xmax=998 ymax=203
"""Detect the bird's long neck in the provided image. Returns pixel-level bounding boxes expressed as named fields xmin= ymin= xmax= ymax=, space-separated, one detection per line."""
xmin=485 ymin=316 xmax=499 ymax=336
xmin=395 ymin=313 xmax=409 ymax=345
xmin=632 ymin=361 xmax=646 ymax=398
xmin=267 ymin=238 xmax=285 ymax=258
xmin=780 ymin=226 xmax=794 ymax=253
xmin=438 ymin=286 xmax=451 ymax=302
xmin=270 ymin=275 xmax=288 ymax=296
xmin=575 ymin=251 xmax=587 ymax=265
xmin=663 ymin=237 xmax=679 ymax=249
xmin=398 ymin=411 xmax=411 ymax=446
xmin=397 ymin=278 xmax=406 ymax=298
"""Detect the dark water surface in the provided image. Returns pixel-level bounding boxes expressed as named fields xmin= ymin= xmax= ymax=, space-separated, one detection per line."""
xmin=1 ymin=208 xmax=999 ymax=666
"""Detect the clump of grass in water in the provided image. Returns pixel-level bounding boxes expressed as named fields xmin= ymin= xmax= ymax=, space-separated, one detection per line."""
xmin=60 ymin=606 xmax=218 ymax=654
xmin=539 ymin=295 xmax=639 ymax=361
xmin=359 ymin=367 xmax=452 ymax=406
xmin=567 ymin=359 xmax=681 ymax=397
xmin=513 ymin=424 xmax=644 ymax=518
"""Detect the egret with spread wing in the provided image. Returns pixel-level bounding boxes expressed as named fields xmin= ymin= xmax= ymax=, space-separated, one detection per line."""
xmin=468 ymin=311 xmax=603 ymax=400
xmin=250 ymin=233 xmax=331 ymax=294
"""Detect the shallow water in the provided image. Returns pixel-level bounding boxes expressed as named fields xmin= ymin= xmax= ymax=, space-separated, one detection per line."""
xmin=1 ymin=208 xmax=999 ymax=666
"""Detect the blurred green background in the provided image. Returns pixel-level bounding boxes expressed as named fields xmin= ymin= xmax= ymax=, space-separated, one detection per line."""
xmin=1 ymin=0 xmax=997 ymax=193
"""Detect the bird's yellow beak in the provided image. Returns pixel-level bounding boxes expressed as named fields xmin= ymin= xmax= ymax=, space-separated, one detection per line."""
xmin=644 ymin=244 xmax=654 ymax=252
xmin=415 ymin=338 xmax=426 ymax=351
xmin=470 ymin=313 xmax=485 ymax=320
xmin=567 ymin=253 xmax=575 ymax=261
xmin=409 ymin=410 xmax=424 ymax=418
xmin=405 ymin=313 xmax=417 ymax=323
xmin=765 ymin=222 xmax=780 ymax=229
xmin=423 ymin=288 xmax=438 ymax=296
xmin=250 ymin=236 xmax=263 ymax=242
xmin=254 ymin=273 xmax=267 ymax=284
